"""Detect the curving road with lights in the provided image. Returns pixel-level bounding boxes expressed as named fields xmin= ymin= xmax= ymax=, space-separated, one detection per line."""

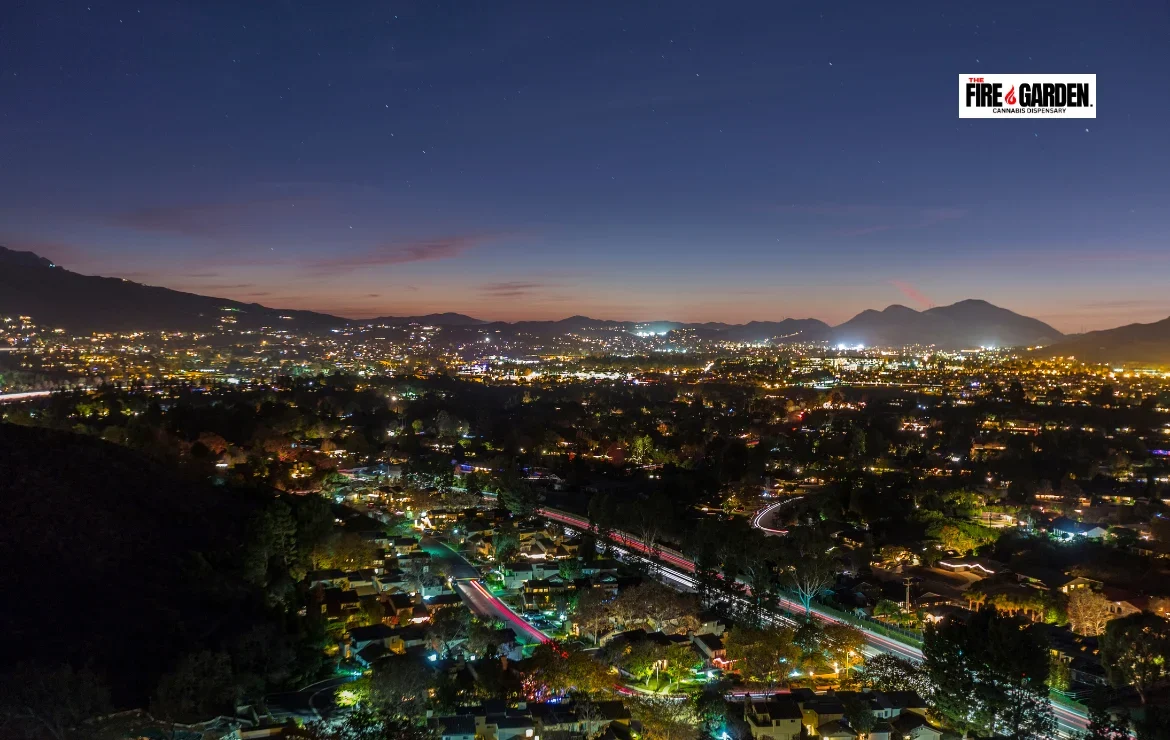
xmin=749 ymin=496 xmax=802 ymax=535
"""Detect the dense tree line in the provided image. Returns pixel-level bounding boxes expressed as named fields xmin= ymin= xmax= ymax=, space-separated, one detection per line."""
xmin=0 ymin=423 xmax=341 ymax=725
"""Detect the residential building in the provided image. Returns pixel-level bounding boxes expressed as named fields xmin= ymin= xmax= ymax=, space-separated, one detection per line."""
xmin=744 ymin=695 xmax=803 ymax=740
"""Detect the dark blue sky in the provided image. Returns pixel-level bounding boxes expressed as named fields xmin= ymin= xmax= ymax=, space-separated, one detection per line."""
xmin=2 ymin=1 xmax=1168 ymax=329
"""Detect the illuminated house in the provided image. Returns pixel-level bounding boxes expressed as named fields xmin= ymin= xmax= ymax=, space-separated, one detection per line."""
xmin=1049 ymin=517 xmax=1108 ymax=540
xmin=744 ymin=695 xmax=803 ymax=740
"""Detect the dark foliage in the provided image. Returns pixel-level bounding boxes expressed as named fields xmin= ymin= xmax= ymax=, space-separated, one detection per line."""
xmin=0 ymin=423 xmax=322 ymax=709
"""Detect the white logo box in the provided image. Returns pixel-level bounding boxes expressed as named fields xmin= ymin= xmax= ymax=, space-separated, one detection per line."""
xmin=959 ymin=74 xmax=1096 ymax=118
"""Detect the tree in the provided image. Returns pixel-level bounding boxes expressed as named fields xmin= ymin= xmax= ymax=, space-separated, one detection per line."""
xmin=1049 ymin=654 xmax=1071 ymax=692
xmin=498 ymin=477 xmax=539 ymax=517
xmin=493 ymin=531 xmax=520 ymax=563
xmin=734 ymin=530 xmax=781 ymax=613
xmin=1067 ymin=590 xmax=1114 ymax=636
xmin=632 ymin=492 xmax=674 ymax=562
xmin=793 ymin=621 xmax=829 ymax=676
xmin=312 ymin=531 xmax=377 ymax=571
xmin=627 ymin=695 xmax=700 ymax=740
xmin=928 ymin=520 xmax=998 ymax=555
xmin=630 ymin=435 xmax=655 ymax=464
xmin=1151 ymin=517 xmax=1170 ymax=544
xmin=778 ymin=528 xmax=837 ymax=617
xmin=369 ymin=657 xmax=434 ymax=719
xmin=428 ymin=608 xmax=470 ymax=657
xmin=1084 ymin=691 xmax=1131 ymax=740
xmin=466 ymin=619 xmax=507 ymax=659
xmin=402 ymin=557 xmax=442 ymax=596
xmin=611 ymin=581 xmax=699 ymax=633
xmin=573 ymin=588 xmax=614 ymax=643
xmin=692 ymin=679 xmax=745 ymax=740
xmin=1095 ymin=384 xmax=1116 ymax=407
xmin=821 ymin=623 xmax=867 ymax=678
xmin=528 ymin=642 xmax=612 ymax=699
xmin=923 ymin=618 xmax=978 ymax=737
xmin=842 ymin=694 xmax=876 ymax=740
xmin=151 ymin=650 xmax=237 ymax=724
xmin=197 ymin=431 xmax=229 ymax=455
xmin=588 ymin=492 xmax=619 ymax=535
xmin=924 ymin=609 xmax=1054 ymax=739
xmin=608 ymin=640 xmax=666 ymax=682
xmin=243 ymin=500 xmax=300 ymax=590
xmin=464 ymin=471 xmax=487 ymax=498
xmin=443 ymin=488 xmax=481 ymax=509
xmin=1135 ymin=704 xmax=1170 ymax=740
xmin=848 ymin=426 xmax=868 ymax=464
xmin=575 ymin=699 xmax=610 ymax=740
xmin=303 ymin=705 xmax=437 ymax=740
xmin=558 ymin=557 xmax=584 ymax=581
xmin=293 ymin=493 xmax=336 ymax=557
xmin=1099 ymin=612 xmax=1170 ymax=705
xmin=663 ymin=642 xmax=700 ymax=685
xmin=858 ymin=654 xmax=929 ymax=695
xmin=723 ymin=626 xmax=799 ymax=688
xmin=0 ymin=663 xmax=110 ymax=740
xmin=357 ymin=598 xmax=387 ymax=627
xmin=983 ymin=616 xmax=1057 ymax=740
xmin=873 ymin=599 xmax=904 ymax=620
xmin=473 ymin=655 xmax=522 ymax=701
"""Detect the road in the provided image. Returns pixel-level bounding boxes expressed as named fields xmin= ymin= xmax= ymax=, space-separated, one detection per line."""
xmin=538 ymin=506 xmax=1089 ymax=736
xmin=0 ymin=390 xmax=54 ymax=403
xmin=455 ymin=578 xmax=549 ymax=645
xmin=266 ymin=675 xmax=358 ymax=722
xmin=350 ymin=507 xmax=551 ymax=646
xmin=421 ymin=535 xmax=480 ymax=579
xmin=750 ymin=497 xmax=802 ymax=535
xmin=543 ymin=505 xmax=926 ymax=665
xmin=421 ymin=534 xmax=549 ymax=645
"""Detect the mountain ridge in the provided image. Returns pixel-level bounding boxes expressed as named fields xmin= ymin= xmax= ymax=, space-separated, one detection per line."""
xmin=831 ymin=298 xmax=1064 ymax=348
xmin=1039 ymin=316 xmax=1170 ymax=364
xmin=0 ymin=246 xmax=343 ymax=332
xmin=0 ymin=246 xmax=1132 ymax=352
xmin=360 ymin=312 xmax=486 ymax=326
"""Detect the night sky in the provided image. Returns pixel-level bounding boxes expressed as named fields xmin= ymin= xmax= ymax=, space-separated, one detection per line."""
xmin=3 ymin=1 xmax=1168 ymax=330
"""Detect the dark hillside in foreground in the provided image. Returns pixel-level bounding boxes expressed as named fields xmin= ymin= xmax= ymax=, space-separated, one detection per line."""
xmin=0 ymin=423 xmax=273 ymax=707
xmin=0 ymin=245 xmax=345 ymax=333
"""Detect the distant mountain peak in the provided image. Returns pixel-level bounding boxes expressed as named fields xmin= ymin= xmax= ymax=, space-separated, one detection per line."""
xmin=363 ymin=312 xmax=485 ymax=326
xmin=950 ymin=298 xmax=994 ymax=307
xmin=832 ymin=299 xmax=1063 ymax=348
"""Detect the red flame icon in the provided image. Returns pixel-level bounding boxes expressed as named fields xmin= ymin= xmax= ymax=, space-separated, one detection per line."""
xmin=1005 ymin=85 xmax=1017 ymax=105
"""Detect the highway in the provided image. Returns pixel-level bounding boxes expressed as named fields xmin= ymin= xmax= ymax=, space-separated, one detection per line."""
xmin=537 ymin=506 xmax=1089 ymax=736
xmin=0 ymin=390 xmax=54 ymax=403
